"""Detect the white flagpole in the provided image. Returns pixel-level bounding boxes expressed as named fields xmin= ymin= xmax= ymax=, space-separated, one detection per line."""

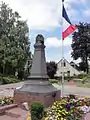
xmin=61 ymin=42 xmax=64 ymax=97
xmin=61 ymin=0 xmax=77 ymax=97
xmin=61 ymin=0 xmax=64 ymax=97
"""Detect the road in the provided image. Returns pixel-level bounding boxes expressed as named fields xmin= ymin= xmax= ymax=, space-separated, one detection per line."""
xmin=0 ymin=82 xmax=24 ymax=97
xmin=53 ymin=83 xmax=90 ymax=97
xmin=0 ymin=82 xmax=90 ymax=97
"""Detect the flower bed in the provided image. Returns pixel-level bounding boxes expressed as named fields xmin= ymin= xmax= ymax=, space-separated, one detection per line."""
xmin=0 ymin=97 xmax=14 ymax=106
xmin=46 ymin=95 xmax=90 ymax=120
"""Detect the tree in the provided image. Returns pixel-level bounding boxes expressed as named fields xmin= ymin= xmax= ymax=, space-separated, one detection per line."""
xmin=46 ymin=61 xmax=57 ymax=79
xmin=0 ymin=2 xmax=31 ymax=78
xmin=71 ymin=22 xmax=90 ymax=73
xmin=78 ymin=62 xmax=87 ymax=72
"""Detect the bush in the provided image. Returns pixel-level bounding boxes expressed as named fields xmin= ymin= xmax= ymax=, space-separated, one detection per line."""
xmin=49 ymin=79 xmax=58 ymax=84
xmin=77 ymin=73 xmax=87 ymax=79
xmin=30 ymin=102 xmax=44 ymax=120
xmin=69 ymin=94 xmax=76 ymax=99
xmin=0 ymin=76 xmax=20 ymax=84
xmin=77 ymin=73 xmax=87 ymax=84
xmin=0 ymin=76 xmax=3 ymax=84
xmin=82 ymin=76 xmax=87 ymax=84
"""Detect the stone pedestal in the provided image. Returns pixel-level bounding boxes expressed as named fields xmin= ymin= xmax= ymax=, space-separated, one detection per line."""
xmin=14 ymin=80 xmax=61 ymax=107
xmin=14 ymin=34 xmax=61 ymax=108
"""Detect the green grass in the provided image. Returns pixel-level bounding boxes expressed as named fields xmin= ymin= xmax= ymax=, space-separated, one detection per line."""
xmin=49 ymin=78 xmax=90 ymax=88
xmin=77 ymin=83 xmax=90 ymax=88
xmin=49 ymin=79 xmax=58 ymax=84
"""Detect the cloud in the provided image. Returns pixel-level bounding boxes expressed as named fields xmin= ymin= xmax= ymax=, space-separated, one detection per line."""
xmin=1 ymin=0 xmax=89 ymax=31
xmin=46 ymin=57 xmax=60 ymax=63
xmin=65 ymin=0 xmax=86 ymax=4
xmin=68 ymin=50 xmax=72 ymax=55
xmin=65 ymin=0 xmax=88 ymax=7
xmin=45 ymin=37 xmax=60 ymax=48
xmin=45 ymin=37 xmax=72 ymax=48
xmin=1 ymin=0 xmax=61 ymax=30
xmin=64 ymin=0 xmax=89 ymax=22
xmin=84 ymin=9 xmax=90 ymax=17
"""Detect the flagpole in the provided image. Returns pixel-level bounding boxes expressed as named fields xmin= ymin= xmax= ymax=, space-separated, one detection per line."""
xmin=61 ymin=0 xmax=64 ymax=98
xmin=61 ymin=41 xmax=64 ymax=98
xmin=61 ymin=40 xmax=64 ymax=98
xmin=60 ymin=0 xmax=77 ymax=98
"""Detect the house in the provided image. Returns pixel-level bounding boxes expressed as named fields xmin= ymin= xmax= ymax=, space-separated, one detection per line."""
xmin=55 ymin=58 xmax=81 ymax=77
xmin=70 ymin=61 xmax=80 ymax=71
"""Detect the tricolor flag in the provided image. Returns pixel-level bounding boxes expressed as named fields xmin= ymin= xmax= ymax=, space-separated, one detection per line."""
xmin=62 ymin=3 xmax=77 ymax=40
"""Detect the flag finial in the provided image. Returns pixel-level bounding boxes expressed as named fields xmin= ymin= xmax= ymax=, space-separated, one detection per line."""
xmin=62 ymin=0 xmax=64 ymax=2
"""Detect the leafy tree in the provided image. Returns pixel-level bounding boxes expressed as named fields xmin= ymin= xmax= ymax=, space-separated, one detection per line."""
xmin=71 ymin=22 xmax=90 ymax=73
xmin=46 ymin=61 xmax=57 ymax=79
xmin=78 ymin=62 xmax=87 ymax=72
xmin=0 ymin=2 xmax=31 ymax=78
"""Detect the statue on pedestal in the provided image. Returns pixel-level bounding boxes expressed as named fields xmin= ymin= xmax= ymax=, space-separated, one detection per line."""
xmin=14 ymin=34 xmax=61 ymax=108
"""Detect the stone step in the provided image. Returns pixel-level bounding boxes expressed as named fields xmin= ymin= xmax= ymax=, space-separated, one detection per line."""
xmin=0 ymin=104 xmax=17 ymax=116
xmin=5 ymin=111 xmax=20 ymax=118
xmin=5 ymin=107 xmax=28 ymax=118
xmin=0 ymin=109 xmax=5 ymax=116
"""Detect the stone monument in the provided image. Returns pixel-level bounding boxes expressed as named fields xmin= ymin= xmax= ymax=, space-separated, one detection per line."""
xmin=14 ymin=34 xmax=61 ymax=107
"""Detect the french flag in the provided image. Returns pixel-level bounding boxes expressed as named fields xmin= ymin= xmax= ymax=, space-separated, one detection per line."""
xmin=62 ymin=4 xmax=77 ymax=40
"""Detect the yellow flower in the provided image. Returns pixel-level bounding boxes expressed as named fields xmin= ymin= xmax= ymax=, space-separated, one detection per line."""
xmin=54 ymin=102 xmax=56 ymax=105
xmin=60 ymin=106 xmax=63 ymax=109
xmin=65 ymin=111 xmax=68 ymax=114
xmin=26 ymin=115 xmax=31 ymax=120
xmin=61 ymin=117 xmax=64 ymax=120
xmin=85 ymin=96 xmax=88 ymax=99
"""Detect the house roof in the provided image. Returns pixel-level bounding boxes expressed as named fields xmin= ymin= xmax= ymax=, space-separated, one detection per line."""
xmin=57 ymin=58 xmax=80 ymax=71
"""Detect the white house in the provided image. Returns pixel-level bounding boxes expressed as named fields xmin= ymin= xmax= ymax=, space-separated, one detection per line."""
xmin=55 ymin=58 xmax=81 ymax=77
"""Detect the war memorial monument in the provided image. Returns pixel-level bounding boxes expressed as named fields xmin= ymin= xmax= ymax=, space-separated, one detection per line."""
xmin=14 ymin=34 xmax=60 ymax=107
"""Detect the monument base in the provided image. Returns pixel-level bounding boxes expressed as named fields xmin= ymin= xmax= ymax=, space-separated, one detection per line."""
xmin=14 ymin=80 xmax=61 ymax=108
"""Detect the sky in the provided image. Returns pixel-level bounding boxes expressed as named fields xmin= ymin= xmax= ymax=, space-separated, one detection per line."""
xmin=1 ymin=0 xmax=90 ymax=63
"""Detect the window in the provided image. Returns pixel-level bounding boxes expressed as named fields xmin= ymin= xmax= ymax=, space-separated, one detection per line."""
xmin=64 ymin=61 xmax=66 ymax=67
xmin=67 ymin=71 xmax=70 ymax=76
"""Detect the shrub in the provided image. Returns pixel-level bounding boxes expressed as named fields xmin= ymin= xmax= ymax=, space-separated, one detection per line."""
xmin=77 ymin=73 xmax=87 ymax=79
xmin=0 ymin=76 xmax=20 ymax=84
xmin=0 ymin=76 xmax=3 ymax=84
xmin=82 ymin=76 xmax=87 ymax=84
xmin=49 ymin=79 xmax=58 ymax=84
xmin=69 ymin=94 xmax=75 ymax=99
xmin=30 ymin=102 xmax=44 ymax=120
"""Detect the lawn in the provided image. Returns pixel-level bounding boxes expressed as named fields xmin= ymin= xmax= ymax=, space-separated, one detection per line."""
xmin=77 ymin=83 xmax=90 ymax=88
